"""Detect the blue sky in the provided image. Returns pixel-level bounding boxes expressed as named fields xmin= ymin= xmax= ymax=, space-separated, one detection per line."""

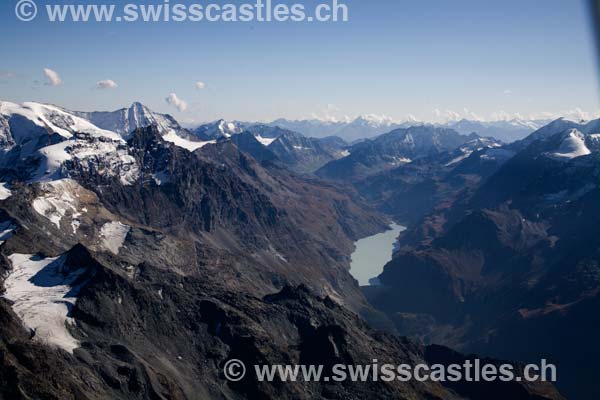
xmin=1 ymin=0 xmax=598 ymax=124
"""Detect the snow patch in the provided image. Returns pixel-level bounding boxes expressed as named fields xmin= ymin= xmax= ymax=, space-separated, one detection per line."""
xmin=0 ymin=182 xmax=12 ymax=200
xmin=151 ymin=170 xmax=170 ymax=186
xmin=445 ymin=151 xmax=473 ymax=166
xmin=267 ymin=244 xmax=288 ymax=263
xmin=163 ymin=130 xmax=216 ymax=152
xmin=100 ymin=222 xmax=130 ymax=254
xmin=255 ymin=135 xmax=277 ymax=146
xmin=32 ymin=180 xmax=82 ymax=233
xmin=391 ymin=157 xmax=411 ymax=165
xmin=32 ymin=141 xmax=72 ymax=182
xmin=480 ymin=148 xmax=516 ymax=161
xmin=31 ymin=135 xmax=139 ymax=185
xmin=0 ymin=101 xmax=121 ymax=140
xmin=3 ymin=253 xmax=89 ymax=353
xmin=0 ymin=220 xmax=16 ymax=245
xmin=216 ymin=120 xmax=242 ymax=137
xmin=0 ymin=101 xmax=72 ymax=139
xmin=546 ymin=129 xmax=591 ymax=160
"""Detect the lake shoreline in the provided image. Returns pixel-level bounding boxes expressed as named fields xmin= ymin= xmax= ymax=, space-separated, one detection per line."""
xmin=349 ymin=223 xmax=407 ymax=287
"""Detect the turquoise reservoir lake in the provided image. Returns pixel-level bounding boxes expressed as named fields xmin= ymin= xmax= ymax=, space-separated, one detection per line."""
xmin=350 ymin=223 xmax=406 ymax=286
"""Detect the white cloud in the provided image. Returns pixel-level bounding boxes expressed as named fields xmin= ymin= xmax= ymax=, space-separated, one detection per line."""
xmin=489 ymin=108 xmax=600 ymax=122
xmin=443 ymin=110 xmax=462 ymax=121
xmin=0 ymin=71 xmax=15 ymax=79
xmin=326 ymin=103 xmax=341 ymax=112
xmin=165 ymin=93 xmax=188 ymax=112
xmin=43 ymin=68 xmax=62 ymax=86
xmin=534 ymin=108 xmax=600 ymax=122
xmin=308 ymin=104 xmax=351 ymax=123
xmin=360 ymin=113 xmax=396 ymax=124
xmin=503 ymin=89 xmax=512 ymax=95
xmin=96 ymin=79 xmax=118 ymax=89
xmin=490 ymin=110 xmax=523 ymax=121
xmin=462 ymin=108 xmax=484 ymax=121
xmin=195 ymin=81 xmax=206 ymax=90
xmin=433 ymin=108 xmax=486 ymax=122
xmin=432 ymin=107 xmax=600 ymax=123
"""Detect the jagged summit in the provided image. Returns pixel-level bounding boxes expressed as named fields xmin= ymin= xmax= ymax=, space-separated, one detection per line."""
xmin=71 ymin=101 xmax=184 ymax=138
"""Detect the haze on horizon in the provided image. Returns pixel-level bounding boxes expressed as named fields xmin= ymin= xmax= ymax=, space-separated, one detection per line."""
xmin=1 ymin=0 xmax=599 ymax=125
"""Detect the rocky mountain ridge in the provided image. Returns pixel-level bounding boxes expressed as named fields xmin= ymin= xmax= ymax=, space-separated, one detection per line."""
xmin=363 ymin=117 xmax=600 ymax=399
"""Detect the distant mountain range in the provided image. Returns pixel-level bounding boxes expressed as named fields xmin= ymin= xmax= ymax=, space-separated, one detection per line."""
xmin=267 ymin=116 xmax=552 ymax=143
xmin=64 ymin=102 xmax=561 ymax=150
xmin=185 ymin=115 xmax=548 ymax=175
xmin=443 ymin=118 xmax=552 ymax=143
xmin=316 ymin=126 xmax=502 ymax=181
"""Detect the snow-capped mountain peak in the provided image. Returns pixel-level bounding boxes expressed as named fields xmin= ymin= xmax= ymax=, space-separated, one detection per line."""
xmin=515 ymin=117 xmax=600 ymax=162
xmin=217 ymin=119 xmax=243 ymax=137
xmin=545 ymin=129 xmax=592 ymax=160
xmin=193 ymin=119 xmax=244 ymax=140
xmin=0 ymin=100 xmax=217 ymax=188
xmin=72 ymin=101 xmax=182 ymax=138
xmin=0 ymin=101 xmax=120 ymax=141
